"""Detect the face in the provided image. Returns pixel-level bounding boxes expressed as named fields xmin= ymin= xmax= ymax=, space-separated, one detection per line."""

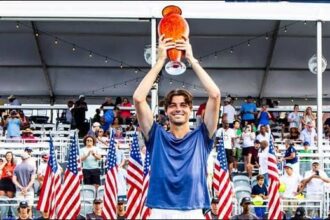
xmin=86 ymin=138 xmax=94 ymax=146
xmin=94 ymin=203 xmax=103 ymax=212
xmin=98 ymin=129 xmax=104 ymax=136
xmin=260 ymin=126 xmax=266 ymax=134
xmin=211 ymin=203 xmax=218 ymax=214
xmin=5 ymin=152 xmax=12 ymax=162
xmin=166 ymin=96 xmax=191 ymax=126
xmin=312 ymin=163 xmax=319 ymax=172
xmin=257 ymin=178 xmax=264 ymax=186
xmin=306 ymin=107 xmax=312 ymax=114
xmin=117 ymin=203 xmax=125 ymax=212
xmin=285 ymin=167 xmax=293 ymax=175
xmin=294 ymin=105 xmax=299 ymax=111
xmin=18 ymin=207 xmax=29 ymax=219
xmin=242 ymin=203 xmax=250 ymax=211
xmin=233 ymin=121 xmax=240 ymax=129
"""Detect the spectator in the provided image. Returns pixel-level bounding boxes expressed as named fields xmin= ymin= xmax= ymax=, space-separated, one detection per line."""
xmin=301 ymin=106 xmax=316 ymax=128
xmin=111 ymin=117 xmax=123 ymax=131
xmin=232 ymin=197 xmax=258 ymax=220
xmin=215 ymin=119 xmax=236 ymax=174
xmin=37 ymin=152 xmax=49 ymax=195
xmin=17 ymin=201 xmax=32 ymax=220
xmin=281 ymin=139 xmax=299 ymax=174
xmin=80 ymin=135 xmax=102 ymax=191
xmin=114 ymin=96 xmax=122 ymax=107
xmin=24 ymin=147 xmax=36 ymax=170
xmin=240 ymin=96 xmax=257 ymax=127
xmin=61 ymin=100 xmax=74 ymax=126
xmin=251 ymin=174 xmax=268 ymax=219
xmin=0 ymin=151 xmax=16 ymax=198
xmin=246 ymin=140 xmax=260 ymax=179
xmin=5 ymin=110 xmax=22 ymax=139
xmin=256 ymin=125 xmax=270 ymax=145
xmin=242 ymin=124 xmax=256 ymax=174
xmin=100 ymin=97 xmax=115 ymax=114
xmin=258 ymin=140 xmax=269 ymax=186
xmin=12 ymin=152 xmax=36 ymax=209
xmin=7 ymin=95 xmax=21 ymax=106
xmin=73 ymin=95 xmax=88 ymax=136
xmin=119 ymin=97 xmax=132 ymax=125
xmin=291 ymin=207 xmax=311 ymax=220
xmin=210 ymin=198 xmax=219 ymax=219
xmin=298 ymin=141 xmax=312 ymax=175
xmin=18 ymin=111 xmax=30 ymax=130
xmin=301 ymin=160 xmax=330 ymax=217
xmin=257 ymin=104 xmax=271 ymax=131
xmin=233 ymin=120 xmax=242 ymax=172
xmin=95 ymin=128 xmax=108 ymax=148
xmin=21 ymin=128 xmax=37 ymax=143
xmin=87 ymin=122 xmax=101 ymax=137
xmin=35 ymin=211 xmax=49 ymax=220
xmin=300 ymin=122 xmax=317 ymax=148
xmin=223 ymin=97 xmax=236 ymax=127
xmin=196 ymin=102 xmax=206 ymax=126
xmin=92 ymin=109 xmax=102 ymax=124
xmin=117 ymin=197 xmax=127 ymax=219
xmin=86 ymin=199 xmax=103 ymax=220
xmin=287 ymin=104 xmax=302 ymax=138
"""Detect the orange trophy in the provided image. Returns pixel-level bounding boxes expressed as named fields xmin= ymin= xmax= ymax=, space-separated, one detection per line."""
xmin=158 ymin=5 xmax=189 ymax=75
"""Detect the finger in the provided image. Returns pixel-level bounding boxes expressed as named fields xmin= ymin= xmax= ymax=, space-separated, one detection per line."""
xmin=163 ymin=37 xmax=174 ymax=43
xmin=164 ymin=42 xmax=175 ymax=47
xmin=159 ymin=34 xmax=165 ymax=41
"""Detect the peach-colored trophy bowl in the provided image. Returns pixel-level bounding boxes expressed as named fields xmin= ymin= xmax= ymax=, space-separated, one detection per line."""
xmin=158 ymin=5 xmax=189 ymax=75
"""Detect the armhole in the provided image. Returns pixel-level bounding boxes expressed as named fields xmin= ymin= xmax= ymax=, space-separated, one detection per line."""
xmin=144 ymin=121 xmax=158 ymax=152
xmin=200 ymin=123 xmax=214 ymax=152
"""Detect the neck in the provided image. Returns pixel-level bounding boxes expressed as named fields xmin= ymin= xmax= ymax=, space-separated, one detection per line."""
xmin=95 ymin=210 xmax=102 ymax=216
xmin=169 ymin=123 xmax=190 ymax=138
xmin=243 ymin=209 xmax=249 ymax=214
xmin=118 ymin=210 xmax=125 ymax=216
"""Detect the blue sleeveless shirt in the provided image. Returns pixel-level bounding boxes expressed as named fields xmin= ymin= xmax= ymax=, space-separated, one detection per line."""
xmin=145 ymin=122 xmax=213 ymax=210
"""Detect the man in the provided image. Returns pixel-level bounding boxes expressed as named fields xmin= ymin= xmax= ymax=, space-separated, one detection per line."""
xmin=240 ymin=96 xmax=257 ymax=126
xmin=300 ymin=122 xmax=317 ymax=148
xmin=291 ymin=207 xmax=312 ymax=220
xmin=133 ymin=36 xmax=220 ymax=218
xmin=23 ymin=147 xmax=36 ymax=170
xmin=223 ymin=97 xmax=236 ymax=127
xmin=86 ymin=199 xmax=103 ymax=220
xmin=12 ymin=152 xmax=36 ymax=212
xmin=301 ymin=160 xmax=330 ymax=217
xmin=256 ymin=125 xmax=270 ymax=145
xmin=231 ymin=197 xmax=258 ymax=220
xmin=17 ymin=201 xmax=32 ymax=220
xmin=117 ymin=197 xmax=127 ymax=219
xmin=73 ymin=95 xmax=88 ymax=136
xmin=251 ymin=174 xmax=268 ymax=218
xmin=8 ymin=95 xmax=21 ymax=106
xmin=210 ymin=198 xmax=219 ymax=219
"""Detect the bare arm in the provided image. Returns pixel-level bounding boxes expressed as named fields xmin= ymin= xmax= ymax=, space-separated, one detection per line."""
xmin=133 ymin=35 xmax=175 ymax=140
xmin=176 ymin=38 xmax=221 ymax=138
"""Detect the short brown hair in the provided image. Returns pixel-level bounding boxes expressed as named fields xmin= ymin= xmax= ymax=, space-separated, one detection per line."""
xmin=83 ymin=135 xmax=96 ymax=146
xmin=164 ymin=89 xmax=193 ymax=111
xmin=256 ymin=174 xmax=264 ymax=181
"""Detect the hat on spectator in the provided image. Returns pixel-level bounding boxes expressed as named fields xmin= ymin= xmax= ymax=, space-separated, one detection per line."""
xmin=8 ymin=95 xmax=15 ymax=100
xmin=303 ymin=141 xmax=310 ymax=146
xmin=247 ymin=95 xmax=253 ymax=99
xmin=224 ymin=97 xmax=231 ymax=103
xmin=254 ymin=139 xmax=260 ymax=144
xmin=21 ymin=152 xmax=30 ymax=160
xmin=284 ymin=163 xmax=294 ymax=169
xmin=24 ymin=146 xmax=33 ymax=152
xmin=79 ymin=94 xmax=85 ymax=99
xmin=295 ymin=207 xmax=305 ymax=217
xmin=19 ymin=201 xmax=29 ymax=208
xmin=240 ymin=197 xmax=252 ymax=205
xmin=211 ymin=198 xmax=219 ymax=204
xmin=118 ymin=197 xmax=127 ymax=204
xmin=312 ymin=160 xmax=320 ymax=165
xmin=41 ymin=152 xmax=49 ymax=160
xmin=93 ymin=198 xmax=103 ymax=204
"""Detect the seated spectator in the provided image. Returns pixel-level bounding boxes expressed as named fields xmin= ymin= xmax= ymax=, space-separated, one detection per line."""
xmin=21 ymin=128 xmax=37 ymax=143
xmin=17 ymin=201 xmax=32 ymax=220
xmin=86 ymin=198 xmax=103 ymax=220
xmin=100 ymin=97 xmax=115 ymax=114
xmin=5 ymin=110 xmax=22 ymax=139
xmin=232 ymin=197 xmax=258 ymax=220
xmin=298 ymin=141 xmax=312 ymax=175
xmin=0 ymin=151 xmax=16 ymax=198
xmin=281 ymin=139 xmax=299 ymax=174
xmin=35 ymin=211 xmax=49 ymax=220
xmin=291 ymin=207 xmax=311 ymax=220
xmin=300 ymin=122 xmax=317 ymax=148
xmin=196 ymin=102 xmax=206 ymax=126
xmin=251 ymin=174 xmax=268 ymax=219
xmin=111 ymin=117 xmax=123 ymax=131
xmin=117 ymin=197 xmax=127 ymax=219
xmin=301 ymin=106 xmax=316 ymax=128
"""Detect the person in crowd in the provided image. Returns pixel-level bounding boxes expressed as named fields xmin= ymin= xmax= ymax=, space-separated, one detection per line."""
xmin=5 ymin=110 xmax=22 ymax=139
xmin=92 ymin=108 xmax=102 ymax=124
xmin=242 ymin=124 xmax=256 ymax=173
xmin=80 ymin=135 xmax=102 ymax=191
xmin=288 ymin=104 xmax=302 ymax=139
xmin=12 ymin=152 xmax=36 ymax=211
xmin=111 ymin=116 xmax=123 ymax=132
xmin=301 ymin=106 xmax=316 ymax=128
xmin=119 ymin=97 xmax=132 ymax=125
xmin=17 ymin=201 xmax=32 ymax=220
xmin=233 ymin=120 xmax=242 ymax=172
xmin=86 ymin=198 xmax=103 ymax=220
xmin=0 ymin=151 xmax=16 ymax=198
xmin=251 ymin=174 xmax=268 ymax=219
xmin=95 ymin=128 xmax=109 ymax=148
xmin=62 ymin=100 xmax=74 ymax=126
xmin=133 ymin=35 xmax=220 ymax=218
xmin=257 ymin=104 xmax=271 ymax=131
xmin=37 ymin=152 xmax=52 ymax=194
xmin=23 ymin=147 xmax=36 ymax=170
xmin=324 ymin=115 xmax=330 ymax=138
xmin=196 ymin=102 xmax=206 ymax=126
xmin=258 ymin=140 xmax=269 ymax=186
xmin=8 ymin=95 xmax=21 ymax=106
xmin=216 ymin=119 xmax=236 ymax=174
xmin=35 ymin=211 xmax=49 ymax=220
xmin=73 ymin=95 xmax=88 ymax=136
xmin=100 ymin=97 xmax=115 ymax=114
xmin=291 ymin=207 xmax=311 ymax=220
xmin=301 ymin=160 xmax=330 ymax=217
xmin=210 ymin=198 xmax=219 ymax=219
xmin=298 ymin=141 xmax=312 ymax=175
xmin=115 ymin=135 xmax=127 ymax=199
xmin=115 ymin=96 xmax=122 ymax=107
xmin=300 ymin=122 xmax=317 ymax=148
xmin=21 ymin=128 xmax=37 ymax=143
xmin=87 ymin=122 xmax=101 ymax=137
xmin=18 ymin=111 xmax=30 ymax=130
xmin=240 ymin=96 xmax=257 ymax=127
xmin=223 ymin=97 xmax=236 ymax=127
xmin=281 ymin=139 xmax=299 ymax=174
xmin=246 ymin=140 xmax=260 ymax=179
xmin=231 ymin=197 xmax=258 ymax=220
xmin=256 ymin=125 xmax=270 ymax=145
xmin=117 ymin=197 xmax=127 ymax=219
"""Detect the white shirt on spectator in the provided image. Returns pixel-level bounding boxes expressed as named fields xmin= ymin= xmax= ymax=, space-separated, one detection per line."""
xmin=304 ymin=170 xmax=328 ymax=196
xmin=37 ymin=161 xmax=47 ymax=177
xmin=242 ymin=131 xmax=255 ymax=148
xmin=223 ymin=104 xmax=236 ymax=124
xmin=300 ymin=128 xmax=317 ymax=147
xmin=288 ymin=112 xmax=302 ymax=129
xmin=256 ymin=132 xmax=270 ymax=144
xmin=280 ymin=173 xmax=302 ymax=198
xmin=258 ymin=147 xmax=269 ymax=175
xmin=215 ymin=127 xmax=235 ymax=150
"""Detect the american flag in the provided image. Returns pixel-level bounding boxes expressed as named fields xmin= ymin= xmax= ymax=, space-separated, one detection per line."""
xmin=37 ymin=137 xmax=61 ymax=219
xmin=140 ymin=149 xmax=151 ymax=219
xmin=126 ymin=132 xmax=144 ymax=219
xmin=57 ymin=134 xmax=81 ymax=219
xmin=102 ymin=132 xmax=118 ymax=220
xmin=267 ymin=135 xmax=282 ymax=220
xmin=212 ymin=135 xmax=233 ymax=219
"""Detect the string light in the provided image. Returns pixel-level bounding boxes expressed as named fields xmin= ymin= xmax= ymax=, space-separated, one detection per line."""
xmin=120 ymin=62 xmax=123 ymax=69
xmin=304 ymin=20 xmax=307 ymax=25
xmin=284 ymin=26 xmax=287 ymax=33
xmin=54 ymin=38 xmax=58 ymax=45
xmin=169 ymin=79 xmax=173 ymax=85
xmin=247 ymin=40 xmax=251 ymax=47
xmin=35 ymin=32 xmax=39 ymax=37
xmin=89 ymin=51 xmax=93 ymax=58
xmin=265 ymin=33 xmax=269 ymax=40
xmin=134 ymin=69 xmax=138 ymax=74
xmin=230 ymin=47 xmax=234 ymax=54
xmin=72 ymin=45 xmax=76 ymax=52
xmin=105 ymin=57 xmax=108 ymax=63
xmin=182 ymin=82 xmax=185 ymax=88
xmin=214 ymin=52 xmax=218 ymax=59
xmin=16 ymin=22 xmax=20 ymax=29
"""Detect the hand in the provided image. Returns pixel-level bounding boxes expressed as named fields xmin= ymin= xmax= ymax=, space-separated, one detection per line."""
xmin=158 ymin=34 xmax=175 ymax=61
xmin=175 ymin=37 xmax=197 ymax=64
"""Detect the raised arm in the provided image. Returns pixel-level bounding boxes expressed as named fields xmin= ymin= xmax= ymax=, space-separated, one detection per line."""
xmin=133 ymin=35 xmax=175 ymax=140
xmin=176 ymin=38 xmax=221 ymax=138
